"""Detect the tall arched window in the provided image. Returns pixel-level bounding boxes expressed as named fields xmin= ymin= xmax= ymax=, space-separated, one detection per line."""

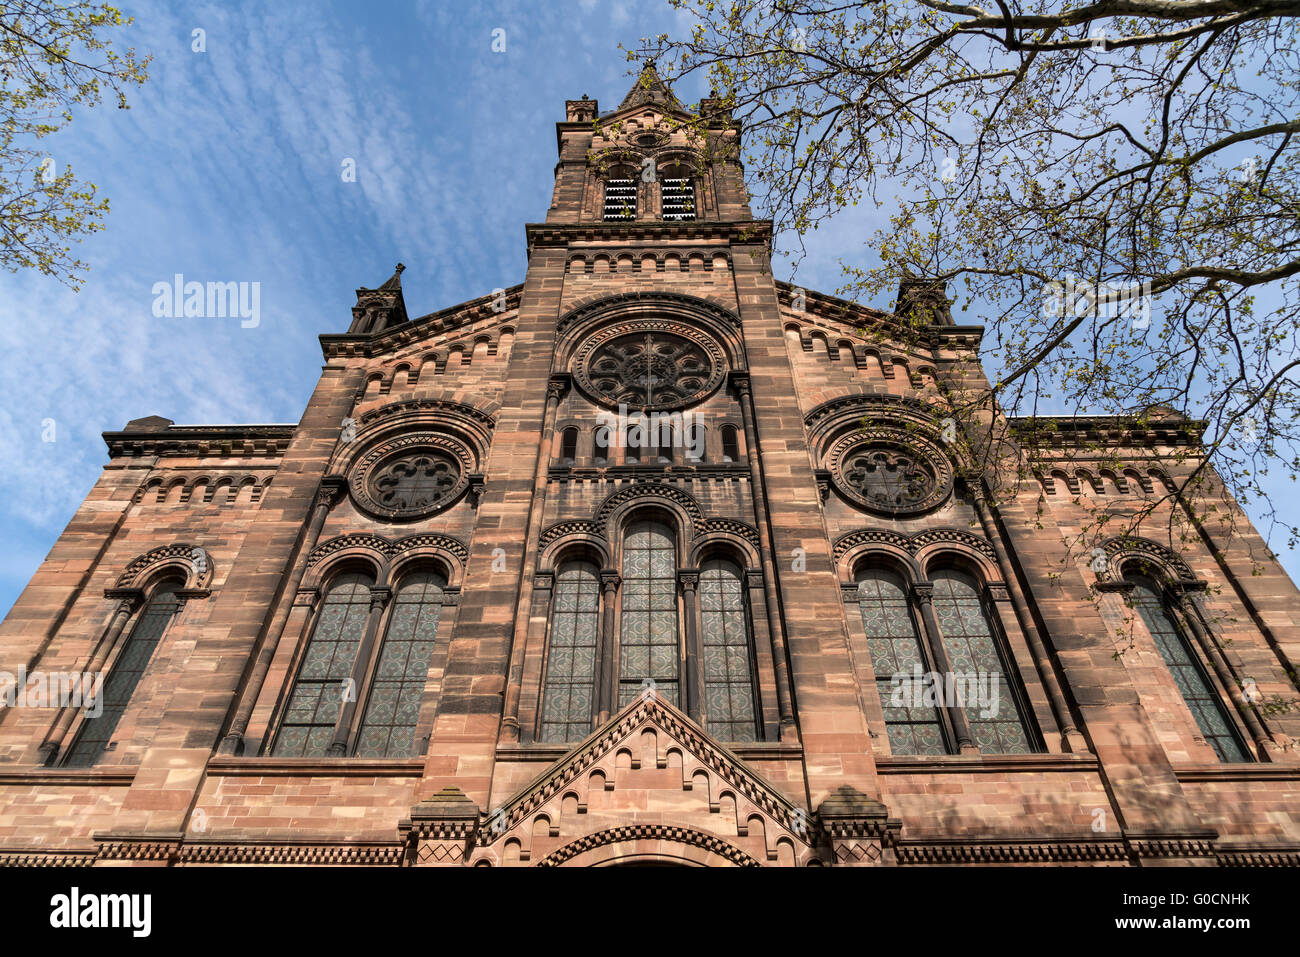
xmin=64 ymin=581 xmax=182 ymax=767
xmin=698 ymin=558 xmax=758 ymax=741
xmin=854 ymin=567 xmax=946 ymax=755
xmin=593 ymin=425 xmax=610 ymax=465
xmin=930 ymin=568 xmax=1032 ymax=754
xmin=272 ymin=571 xmax=374 ymax=757
xmin=1128 ymin=575 xmax=1249 ymax=762
xmin=560 ymin=427 xmax=578 ymax=466
xmin=539 ymin=560 xmax=602 ymax=742
xmin=619 ymin=520 xmax=678 ymax=708
xmin=355 ymin=569 xmax=445 ymax=757
xmin=721 ymin=425 xmax=740 ymax=463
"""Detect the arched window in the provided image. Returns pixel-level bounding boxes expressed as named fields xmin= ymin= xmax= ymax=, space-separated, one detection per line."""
xmin=64 ymin=581 xmax=182 ymax=767
xmin=539 ymin=560 xmax=601 ymax=742
xmin=560 ymin=427 xmax=578 ymax=466
xmin=685 ymin=424 xmax=704 ymax=463
xmin=593 ymin=425 xmax=610 ymax=465
xmin=272 ymin=571 xmax=374 ymax=757
xmin=930 ymin=568 xmax=1032 ymax=754
xmin=625 ymin=434 xmax=642 ymax=465
xmin=1128 ymin=575 xmax=1250 ymax=762
xmin=698 ymin=559 xmax=758 ymax=741
xmin=661 ymin=167 xmax=696 ymax=221
xmin=354 ymin=569 xmax=446 ymax=757
xmin=854 ymin=567 xmax=946 ymax=755
xmin=603 ymin=174 xmax=637 ymax=220
xmin=654 ymin=433 xmax=673 ymax=464
xmin=721 ymin=425 xmax=740 ymax=463
xmin=619 ymin=520 xmax=678 ymax=708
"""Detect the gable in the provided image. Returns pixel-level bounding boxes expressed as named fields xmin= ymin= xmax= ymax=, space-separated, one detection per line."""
xmin=468 ymin=694 xmax=819 ymax=867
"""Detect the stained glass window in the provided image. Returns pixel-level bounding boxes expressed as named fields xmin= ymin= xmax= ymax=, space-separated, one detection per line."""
xmin=699 ymin=559 xmax=758 ymax=741
xmin=272 ymin=572 xmax=373 ymax=757
xmin=930 ymin=569 xmax=1033 ymax=754
xmin=1129 ymin=576 xmax=1250 ymax=762
xmin=64 ymin=582 xmax=181 ymax=767
xmin=619 ymin=521 xmax=679 ymax=708
xmin=539 ymin=561 xmax=601 ymax=742
xmin=355 ymin=570 xmax=444 ymax=757
xmin=854 ymin=568 xmax=947 ymax=755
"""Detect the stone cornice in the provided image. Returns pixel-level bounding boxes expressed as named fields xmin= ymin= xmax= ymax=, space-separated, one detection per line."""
xmin=1010 ymin=414 xmax=1207 ymax=449
xmin=526 ymin=220 xmax=772 ymax=248
xmin=103 ymin=424 xmax=295 ymax=458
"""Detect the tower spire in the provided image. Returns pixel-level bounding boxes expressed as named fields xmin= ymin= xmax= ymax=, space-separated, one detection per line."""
xmin=618 ymin=61 xmax=682 ymax=112
xmin=348 ymin=262 xmax=409 ymax=334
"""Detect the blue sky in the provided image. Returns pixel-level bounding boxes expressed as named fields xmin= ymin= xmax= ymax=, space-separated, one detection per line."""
xmin=0 ymin=0 xmax=1295 ymax=616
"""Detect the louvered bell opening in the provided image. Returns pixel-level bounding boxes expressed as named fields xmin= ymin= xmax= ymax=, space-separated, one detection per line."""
xmin=603 ymin=178 xmax=637 ymax=220
xmin=661 ymin=177 xmax=696 ymax=221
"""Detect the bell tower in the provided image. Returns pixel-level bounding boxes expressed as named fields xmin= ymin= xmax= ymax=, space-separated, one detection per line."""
xmin=547 ymin=63 xmax=752 ymax=226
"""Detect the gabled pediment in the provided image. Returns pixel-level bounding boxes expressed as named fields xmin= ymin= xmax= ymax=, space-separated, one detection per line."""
xmin=320 ymin=283 xmax=523 ymax=361
xmin=469 ymin=694 xmax=820 ymax=867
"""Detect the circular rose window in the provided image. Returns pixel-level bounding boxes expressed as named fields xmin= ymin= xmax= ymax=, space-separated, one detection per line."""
xmin=348 ymin=433 xmax=474 ymax=520
xmin=575 ymin=327 xmax=725 ymax=411
xmin=370 ymin=451 xmax=459 ymax=512
xmin=827 ymin=427 xmax=954 ymax=516
xmin=843 ymin=449 xmax=936 ymax=509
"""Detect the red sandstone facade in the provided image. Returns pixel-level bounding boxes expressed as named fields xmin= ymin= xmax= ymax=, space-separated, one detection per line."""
xmin=1 ymin=69 xmax=1297 ymax=867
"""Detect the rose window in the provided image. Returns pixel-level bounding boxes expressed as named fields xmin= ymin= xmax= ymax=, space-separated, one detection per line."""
xmin=843 ymin=449 xmax=936 ymax=509
xmin=369 ymin=452 xmax=459 ymax=512
xmin=586 ymin=333 xmax=717 ymax=409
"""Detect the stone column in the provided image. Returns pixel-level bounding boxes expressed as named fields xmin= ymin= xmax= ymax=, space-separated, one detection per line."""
xmin=911 ymin=581 xmax=976 ymax=753
xmin=596 ymin=570 xmax=620 ymax=725
xmin=678 ymin=570 xmax=702 ymax=724
xmin=500 ymin=375 xmax=568 ymax=743
xmin=1173 ymin=585 xmax=1273 ymax=754
xmin=969 ymin=481 xmax=1085 ymax=751
xmin=37 ymin=588 xmax=143 ymax=764
xmin=731 ymin=372 xmax=795 ymax=738
xmin=328 ymin=585 xmax=392 ymax=756
xmin=513 ymin=572 xmax=553 ymax=744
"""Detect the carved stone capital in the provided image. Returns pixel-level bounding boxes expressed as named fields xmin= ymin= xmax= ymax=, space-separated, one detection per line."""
xmin=909 ymin=581 xmax=935 ymax=605
xmin=316 ymin=475 xmax=348 ymax=510
xmin=292 ymin=587 xmax=321 ymax=609
xmin=368 ymin=586 xmax=393 ymax=610
xmin=677 ymin=569 xmax=700 ymax=593
xmin=600 ymin=570 xmax=621 ymax=593
xmin=728 ymin=370 xmax=752 ymax=399
xmin=103 ymin=587 xmax=146 ymax=614
xmin=547 ymin=374 xmax=572 ymax=403
xmin=534 ymin=572 xmax=555 ymax=592
xmin=744 ymin=568 xmax=764 ymax=590
xmin=467 ymin=474 xmax=486 ymax=508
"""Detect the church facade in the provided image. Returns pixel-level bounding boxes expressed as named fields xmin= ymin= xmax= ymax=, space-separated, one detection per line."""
xmin=1 ymin=68 xmax=1298 ymax=867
